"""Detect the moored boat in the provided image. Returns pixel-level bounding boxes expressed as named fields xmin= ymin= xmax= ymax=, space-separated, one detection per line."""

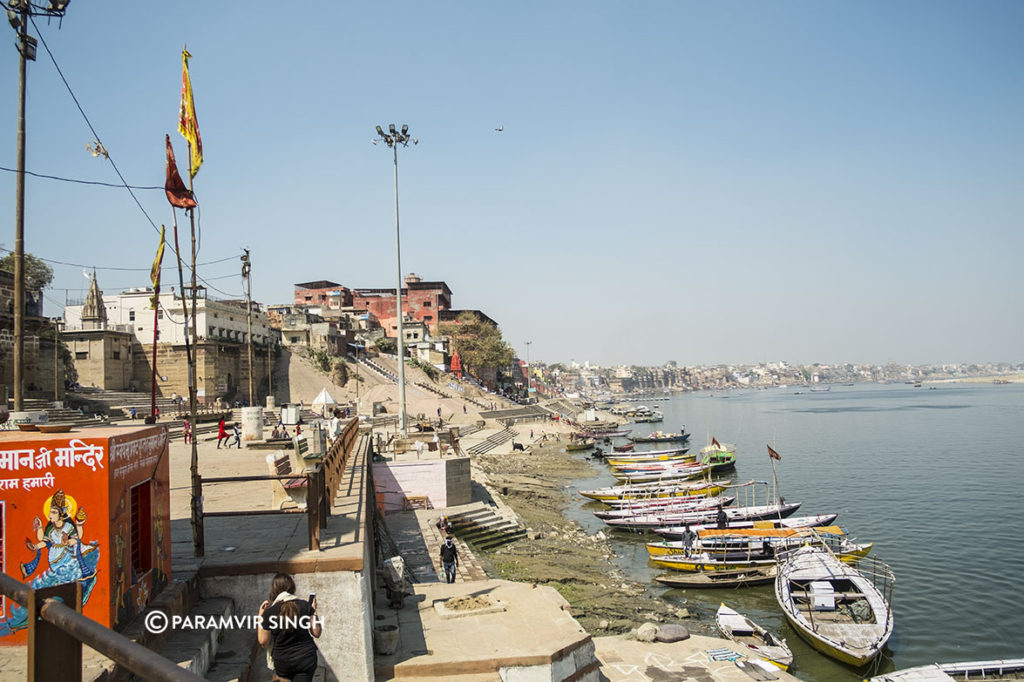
xmin=646 ymin=524 xmax=847 ymax=556
xmin=775 ymin=545 xmax=894 ymax=667
xmin=604 ymin=451 xmax=693 ymax=466
xmin=716 ymin=603 xmax=793 ymax=670
xmin=605 ymin=501 xmax=802 ymax=531
xmin=654 ymin=512 xmax=839 ymax=539
xmin=612 ymin=443 xmax=635 ymax=453
xmin=579 ymin=479 xmax=730 ymax=502
xmin=630 ymin=430 xmax=690 ymax=444
xmin=869 ymin=658 xmax=1024 ymax=681
xmin=652 ymin=539 xmax=871 ymax=571
xmin=565 ymin=438 xmax=595 ymax=452
xmin=655 ymin=565 xmax=777 ymax=589
xmin=593 ymin=495 xmax=735 ymax=520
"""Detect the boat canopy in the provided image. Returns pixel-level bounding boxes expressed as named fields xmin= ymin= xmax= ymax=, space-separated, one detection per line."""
xmin=698 ymin=526 xmax=845 ymax=539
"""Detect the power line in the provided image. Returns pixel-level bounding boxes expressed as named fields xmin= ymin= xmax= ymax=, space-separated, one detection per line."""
xmin=0 ymin=246 xmax=243 ymax=272
xmin=0 ymin=165 xmax=162 ymax=190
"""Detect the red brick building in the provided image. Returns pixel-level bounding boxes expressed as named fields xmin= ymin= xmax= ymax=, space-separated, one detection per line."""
xmin=351 ymin=273 xmax=451 ymax=337
xmin=293 ymin=281 xmax=352 ymax=311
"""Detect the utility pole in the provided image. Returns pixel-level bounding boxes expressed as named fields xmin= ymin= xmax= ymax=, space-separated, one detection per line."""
xmin=524 ymin=341 xmax=532 ymax=400
xmin=52 ymin=318 xmax=60 ymax=401
xmin=9 ymin=0 xmax=69 ymax=411
xmin=374 ymin=123 xmax=417 ymax=437
xmin=242 ymin=250 xmax=253 ymax=405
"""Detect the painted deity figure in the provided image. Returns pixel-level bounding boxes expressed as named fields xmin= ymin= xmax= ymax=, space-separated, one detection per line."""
xmin=0 ymin=489 xmax=101 ymax=636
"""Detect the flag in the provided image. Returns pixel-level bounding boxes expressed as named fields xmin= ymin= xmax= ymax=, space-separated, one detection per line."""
xmin=177 ymin=48 xmax=203 ymax=177
xmin=164 ymin=135 xmax=197 ymax=209
xmin=151 ymin=226 xmax=166 ymax=310
xmin=711 ymin=436 xmax=720 ymax=448
xmin=767 ymin=444 xmax=782 ymax=461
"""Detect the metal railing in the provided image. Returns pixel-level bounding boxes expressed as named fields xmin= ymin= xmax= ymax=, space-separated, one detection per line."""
xmin=0 ymin=573 xmax=203 ymax=682
xmin=197 ymin=418 xmax=360 ymax=551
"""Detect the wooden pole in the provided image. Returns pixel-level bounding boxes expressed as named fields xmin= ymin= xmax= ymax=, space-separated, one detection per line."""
xmin=186 ymin=146 xmax=203 ymax=557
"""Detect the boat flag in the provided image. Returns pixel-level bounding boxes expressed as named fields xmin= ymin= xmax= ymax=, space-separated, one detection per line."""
xmin=767 ymin=444 xmax=782 ymax=461
xmin=151 ymin=226 xmax=165 ymax=310
xmin=164 ymin=135 xmax=197 ymax=209
xmin=177 ymin=48 xmax=203 ymax=177
xmin=711 ymin=436 xmax=720 ymax=448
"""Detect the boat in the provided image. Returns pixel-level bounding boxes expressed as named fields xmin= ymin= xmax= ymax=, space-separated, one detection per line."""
xmin=646 ymin=525 xmax=846 ymax=556
xmin=604 ymin=501 xmax=802 ymax=531
xmin=654 ymin=513 xmax=839 ymax=539
xmin=602 ymin=445 xmax=689 ymax=459
xmin=651 ymin=539 xmax=871 ymax=571
xmin=632 ymin=412 xmax=664 ymax=423
xmin=604 ymin=451 xmax=693 ymax=466
xmin=611 ymin=463 xmax=713 ymax=483
xmin=610 ymin=451 xmax=734 ymax=477
xmin=565 ymin=438 xmax=595 ymax=452
xmin=612 ymin=443 xmax=635 ymax=453
xmin=716 ymin=603 xmax=793 ymax=670
xmin=700 ymin=438 xmax=736 ymax=458
xmin=593 ymin=495 xmax=735 ymax=520
xmin=630 ymin=430 xmax=690 ymax=444
xmin=775 ymin=545 xmax=894 ymax=667
xmin=869 ymin=658 xmax=1024 ymax=681
xmin=655 ymin=565 xmax=777 ymax=589
xmin=809 ymin=385 xmax=831 ymax=392
xmin=579 ymin=479 xmax=730 ymax=502
xmin=578 ymin=428 xmax=631 ymax=438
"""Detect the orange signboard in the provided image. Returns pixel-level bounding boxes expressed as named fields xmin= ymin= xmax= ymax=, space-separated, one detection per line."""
xmin=0 ymin=425 xmax=170 ymax=645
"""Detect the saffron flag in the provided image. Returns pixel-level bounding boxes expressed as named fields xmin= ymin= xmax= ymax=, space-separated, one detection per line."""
xmin=767 ymin=444 xmax=782 ymax=461
xmin=151 ymin=226 xmax=166 ymax=310
xmin=164 ymin=135 xmax=197 ymax=209
xmin=177 ymin=48 xmax=203 ymax=177
xmin=711 ymin=436 xmax=720 ymax=448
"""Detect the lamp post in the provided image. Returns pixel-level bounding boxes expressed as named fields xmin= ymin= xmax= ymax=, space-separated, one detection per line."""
xmin=524 ymin=341 xmax=532 ymax=402
xmin=8 ymin=0 xmax=70 ymax=411
xmin=374 ymin=123 xmax=417 ymax=437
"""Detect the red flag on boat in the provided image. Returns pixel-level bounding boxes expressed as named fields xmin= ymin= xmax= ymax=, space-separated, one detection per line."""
xmin=767 ymin=444 xmax=782 ymax=461
xmin=711 ymin=436 xmax=720 ymax=448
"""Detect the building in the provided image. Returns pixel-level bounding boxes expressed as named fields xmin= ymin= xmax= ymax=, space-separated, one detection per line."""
xmin=293 ymin=281 xmax=352 ymax=311
xmin=63 ymin=279 xmax=275 ymax=404
xmin=351 ymin=273 xmax=451 ymax=337
xmin=0 ymin=269 xmax=67 ymax=400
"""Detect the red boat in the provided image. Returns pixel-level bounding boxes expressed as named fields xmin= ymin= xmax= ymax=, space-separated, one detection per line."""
xmin=613 ymin=443 xmax=635 ymax=453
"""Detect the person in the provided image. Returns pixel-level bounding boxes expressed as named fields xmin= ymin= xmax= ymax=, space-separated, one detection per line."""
xmin=681 ymin=523 xmax=696 ymax=557
xmin=440 ymin=536 xmax=459 ymax=584
xmin=230 ymin=423 xmax=242 ymax=449
xmin=183 ymin=418 xmax=191 ymax=445
xmin=436 ymin=515 xmax=453 ymax=535
xmin=415 ymin=439 xmax=425 ymax=457
xmin=130 ymin=407 xmax=136 ymax=421
xmin=462 ymin=404 xmax=467 ymax=414
xmin=258 ymin=573 xmax=321 ymax=682
xmin=271 ymin=425 xmax=281 ymax=439
xmin=217 ymin=418 xmax=228 ymax=449
xmin=716 ymin=504 xmax=728 ymax=529
xmin=153 ymin=406 xmax=160 ymax=421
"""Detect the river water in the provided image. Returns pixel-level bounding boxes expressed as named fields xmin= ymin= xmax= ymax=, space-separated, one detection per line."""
xmin=565 ymin=382 xmax=1024 ymax=679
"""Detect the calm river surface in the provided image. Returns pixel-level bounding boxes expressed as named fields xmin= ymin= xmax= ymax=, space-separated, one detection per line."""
xmin=565 ymin=382 xmax=1024 ymax=680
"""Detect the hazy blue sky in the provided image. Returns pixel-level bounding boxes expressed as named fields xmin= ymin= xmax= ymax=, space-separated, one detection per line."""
xmin=1 ymin=1 xmax=1021 ymax=367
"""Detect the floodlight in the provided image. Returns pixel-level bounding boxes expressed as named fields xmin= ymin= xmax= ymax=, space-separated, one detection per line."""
xmin=401 ymin=124 xmax=408 ymax=136
xmin=376 ymin=125 xmax=385 ymax=136
xmin=389 ymin=124 xmax=397 ymax=134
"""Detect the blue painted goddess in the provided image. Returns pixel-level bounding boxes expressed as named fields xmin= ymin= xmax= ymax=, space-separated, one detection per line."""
xmin=0 ymin=489 xmax=101 ymax=636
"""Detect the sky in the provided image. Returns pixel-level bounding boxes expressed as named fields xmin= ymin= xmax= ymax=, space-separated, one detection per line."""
xmin=1 ymin=1 xmax=1021 ymax=368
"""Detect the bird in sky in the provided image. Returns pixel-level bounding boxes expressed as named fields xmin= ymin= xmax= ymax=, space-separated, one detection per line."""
xmin=494 ymin=125 xmax=504 ymax=132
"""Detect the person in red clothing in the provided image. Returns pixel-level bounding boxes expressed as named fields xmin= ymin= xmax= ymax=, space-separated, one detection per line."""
xmin=217 ymin=418 xmax=228 ymax=448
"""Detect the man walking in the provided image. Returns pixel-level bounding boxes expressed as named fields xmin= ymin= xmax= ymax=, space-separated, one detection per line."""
xmin=440 ymin=536 xmax=459 ymax=584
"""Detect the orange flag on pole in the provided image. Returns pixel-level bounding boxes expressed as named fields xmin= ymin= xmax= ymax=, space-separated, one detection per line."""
xmin=767 ymin=444 xmax=782 ymax=461
xmin=165 ymin=135 xmax=197 ymax=209
xmin=177 ymin=48 xmax=203 ymax=177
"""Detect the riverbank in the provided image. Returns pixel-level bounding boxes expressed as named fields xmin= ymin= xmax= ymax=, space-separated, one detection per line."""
xmin=471 ymin=438 xmax=703 ymax=636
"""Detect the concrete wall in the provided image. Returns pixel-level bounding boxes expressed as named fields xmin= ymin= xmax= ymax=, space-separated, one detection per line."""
xmin=372 ymin=457 xmax=471 ymax=512
xmin=199 ymin=542 xmax=374 ymax=681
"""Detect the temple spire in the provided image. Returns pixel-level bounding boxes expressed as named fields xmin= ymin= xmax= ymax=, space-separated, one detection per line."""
xmin=81 ymin=271 xmax=107 ymax=329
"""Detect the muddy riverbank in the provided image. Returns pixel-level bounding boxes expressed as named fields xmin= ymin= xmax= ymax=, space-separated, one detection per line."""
xmin=471 ymin=440 xmax=709 ymax=636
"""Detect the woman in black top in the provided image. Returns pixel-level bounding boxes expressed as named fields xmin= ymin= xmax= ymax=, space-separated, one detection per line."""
xmin=258 ymin=573 xmax=322 ymax=682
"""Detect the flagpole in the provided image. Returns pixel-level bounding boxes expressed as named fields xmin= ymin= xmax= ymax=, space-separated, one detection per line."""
xmin=151 ymin=294 xmax=159 ymax=420
xmin=187 ymin=166 xmax=203 ymax=557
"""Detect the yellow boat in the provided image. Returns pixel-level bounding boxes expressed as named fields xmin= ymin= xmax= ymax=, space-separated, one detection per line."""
xmin=579 ymin=481 xmax=727 ymax=502
xmin=605 ymin=453 xmax=695 ymax=467
xmin=650 ymin=542 xmax=873 ymax=572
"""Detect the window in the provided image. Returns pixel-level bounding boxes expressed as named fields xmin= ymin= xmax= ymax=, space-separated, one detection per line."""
xmin=112 ymin=350 xmax=121 ymax=360
xmin=130 ymin=481 xmax=153 ymax=580
xmin=129 ymin=311 xmax=135 ymax=321
xmin=423 ymin=301 xmax=431 ymax=308
xmin=76 ymin=351 xmax=88 ymax=360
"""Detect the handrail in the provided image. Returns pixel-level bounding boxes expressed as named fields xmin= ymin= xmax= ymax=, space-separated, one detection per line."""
xmin=0 ymin=573 xmax=204 ymax=682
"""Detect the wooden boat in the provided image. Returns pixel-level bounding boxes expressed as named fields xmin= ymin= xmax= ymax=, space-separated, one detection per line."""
xmin=611 ymin=452 xmax=735 ymax=480
xmin=612 ymin=443 xmax=635 ymax=453
xmin=630 ymin=430 xmax=690 ymax=444
xmin=578 ymin=428 xmax=631 ymax=438
xmin=654 ymin=513 xmax=839 ymax=539
xmin=647 ymin=525 xmax=846 ymax=556
xmin=700 ymin=439 xmax=736 ymax=457
xmin=602 ymin=445 xmax=689 ymax=459
xmin=716 ymin=603 xmax=793 ymax=670
xmin=775 ymin=545 xmax=894 ymax=667
xmin=605 ymin=451 xmax=693 ymax=466
xmin=632 ymin=412 xmax=663 ymax=423
xmin=869 ymin=658 xmax=1024 ymax=681
xmin=593 ymin=495 xmax=735 ymax=520
xmin=655 ymin=565 xmax=777 ymax=589
xmin=611 ymin=463 xmax=713 ymax=483
xmin=809 ymin=385 xmax=831 ymax=392
xmin=652 ymin=540 xmax=871 ymax=571
xmin=565 ymin=438 xmax=595 ymax=451
xmin=605 ymin=501 xmax=802 ymax=531
xmin=579 ymin=479 xmax=730 ymax=502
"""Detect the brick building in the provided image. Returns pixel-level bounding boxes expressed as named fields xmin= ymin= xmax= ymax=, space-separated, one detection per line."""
xmin=293 ymin=281 xmax=352 ymax=311
xmin=350 ymin=273 xmax=451 ymax=337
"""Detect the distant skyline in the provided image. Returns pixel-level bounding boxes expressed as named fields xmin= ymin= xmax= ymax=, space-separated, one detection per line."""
xmin=2 ymin=2 xmax=1021 ymax=368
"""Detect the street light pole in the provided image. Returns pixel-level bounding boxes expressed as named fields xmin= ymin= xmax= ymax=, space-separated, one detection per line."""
xmin=524 ymin=341 xmax=532 ymax=401
xmin=242 ymin=250 xmax=253 ymax=405
xmin=374 ymin=124 xmax=417 ymax=437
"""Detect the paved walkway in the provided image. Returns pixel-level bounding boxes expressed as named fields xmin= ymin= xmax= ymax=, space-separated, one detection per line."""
xmin=382 ymin=505 xmax=489 ymax=584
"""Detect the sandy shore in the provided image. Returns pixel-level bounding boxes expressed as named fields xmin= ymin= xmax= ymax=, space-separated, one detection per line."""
xmin=470 ymin=437 xmax=704 ymax=636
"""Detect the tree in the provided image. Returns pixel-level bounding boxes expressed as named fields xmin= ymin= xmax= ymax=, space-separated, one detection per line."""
xmin=439 ymin=312 xmax=514 ymax=380
xmin=0 ymin=251 xmax=54 ymax=292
